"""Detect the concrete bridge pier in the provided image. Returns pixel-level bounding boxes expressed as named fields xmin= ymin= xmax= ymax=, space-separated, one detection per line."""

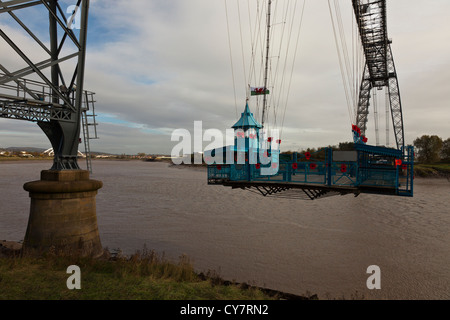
xmin=22 ymin=170 xmax=103 ymax=257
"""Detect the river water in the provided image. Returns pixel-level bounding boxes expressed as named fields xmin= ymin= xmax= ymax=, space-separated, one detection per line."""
xmin=0 ymin=159 xmax=449 ymax=299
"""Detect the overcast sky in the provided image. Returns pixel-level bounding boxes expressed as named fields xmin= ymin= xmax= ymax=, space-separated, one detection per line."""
xmin=0 ymin=0 xmax=449 ymax=156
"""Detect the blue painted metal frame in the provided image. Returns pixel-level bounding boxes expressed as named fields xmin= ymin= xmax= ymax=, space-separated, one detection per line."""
xmin=207 ymin=144 xmax=414 ymax=197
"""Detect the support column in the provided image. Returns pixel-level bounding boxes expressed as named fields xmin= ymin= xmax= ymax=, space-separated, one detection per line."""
xmin=22 ymin=170 xmax=103 ymax=257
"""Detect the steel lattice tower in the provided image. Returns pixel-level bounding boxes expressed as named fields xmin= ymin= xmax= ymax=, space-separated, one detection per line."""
xmin=352 ymin=0 xmax=405 ymax=151
xmin=0 ymin=0 xmax=91 ymax=170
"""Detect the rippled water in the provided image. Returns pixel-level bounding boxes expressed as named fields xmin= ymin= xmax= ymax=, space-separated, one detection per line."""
xmin=0 ymin=160 xmax=449 ymax=299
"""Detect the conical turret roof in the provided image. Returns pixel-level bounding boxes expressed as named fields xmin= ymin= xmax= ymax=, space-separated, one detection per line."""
xmin=232 ymin=103 xmax=262 ymax=130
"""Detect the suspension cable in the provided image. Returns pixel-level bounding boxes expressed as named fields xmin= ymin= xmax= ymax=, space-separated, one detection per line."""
xmin=236 ymin=0 xmax=247 ymax=92
xmin=280 ymin=0 xmax=306 ymax=140
xmin=224 ymin=0 xmax=238 ymax=118
xmin=328 ymin=0 xmax=355 ymax=126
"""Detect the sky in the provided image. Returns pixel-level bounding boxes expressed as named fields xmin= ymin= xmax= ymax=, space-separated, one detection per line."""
xmin=0 ymin=0 xmax=449 ymax=156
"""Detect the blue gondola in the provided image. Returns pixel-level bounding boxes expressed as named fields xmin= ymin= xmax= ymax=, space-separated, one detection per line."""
xmin=206 ymin=0 xmax=414 ymax=200
xmin=206 ymin=103 xmax=414 ymax=200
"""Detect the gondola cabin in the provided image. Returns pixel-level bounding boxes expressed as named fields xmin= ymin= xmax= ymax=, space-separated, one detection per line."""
xmin=206 ymin=104 xmax=413 ymax=200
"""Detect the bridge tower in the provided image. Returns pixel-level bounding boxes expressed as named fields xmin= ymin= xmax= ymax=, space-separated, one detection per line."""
xmin=0 ymin=0 xmax=93 ymax=169
xmin=0 ymin=0 xmax=103 ymax=256
xmin=352 ymin=0 xmax=405 ymax=151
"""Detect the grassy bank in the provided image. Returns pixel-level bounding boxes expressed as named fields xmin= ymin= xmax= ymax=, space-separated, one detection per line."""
xmin=0 ymin=247 xmax=310 ymax=300
xmin=414 ymin=163 xmax=450 ymax=178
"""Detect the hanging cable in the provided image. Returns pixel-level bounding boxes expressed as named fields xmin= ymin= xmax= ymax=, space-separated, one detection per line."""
xmin=237 ymin=0 xmax=247 ymax=95
xmin=373 ymin=88 xmax=379 ymax=145
xmin=385 ymin=87 xmax=390 ymax=146
xmin=224 ymin=0 xmax=238 ymax=118
xmin=280 ymin=0 xmax=306 ymax=140
xmin=270 ymin=0 xmax=292 ymax=132
xmin=328 ymin=0 xmax=355 ymax=127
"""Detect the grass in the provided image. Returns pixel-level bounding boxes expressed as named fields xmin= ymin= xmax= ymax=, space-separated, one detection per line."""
xmin=414 ymin=163 xmax=450 ymax=178
xmin=0 ymin=247 xmax=298 ymax=300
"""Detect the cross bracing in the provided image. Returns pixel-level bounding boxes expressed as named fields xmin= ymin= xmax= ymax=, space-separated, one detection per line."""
xmin=352 ymin=0 xmax=405 ymax=151
xmin=0 ymin=0 xmax=93 ymax=170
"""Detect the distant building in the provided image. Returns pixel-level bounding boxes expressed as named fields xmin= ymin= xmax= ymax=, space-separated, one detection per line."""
xmin=19 ymin=151 xmax=34 ymax=157
xmin=44 ymin=148 xmax=85 ymax=157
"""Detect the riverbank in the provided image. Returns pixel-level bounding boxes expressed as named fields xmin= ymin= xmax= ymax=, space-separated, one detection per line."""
xmin=0 ymin=157 xmax=53 ymax=163
xmin=0 ymin=241 xmax=314 ymax=300
xmin=414 ymin=164 xmax=450 ymax=179
xmin=2 ymin=157 xmax=450 ymax=179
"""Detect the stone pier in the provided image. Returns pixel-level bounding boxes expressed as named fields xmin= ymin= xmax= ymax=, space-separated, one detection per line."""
xmin=22 ymin=170 xmax=103 ymax=257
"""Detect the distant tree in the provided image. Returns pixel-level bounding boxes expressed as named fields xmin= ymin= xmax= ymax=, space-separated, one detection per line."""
xmin=338 ymin=142 xmax=355 ymax=151
xmin=441 ymin=138 xmax=450 ymax=162
xmin=413 ymin=135 xmax=443 ymax=164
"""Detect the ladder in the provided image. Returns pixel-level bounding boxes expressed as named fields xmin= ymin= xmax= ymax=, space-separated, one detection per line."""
xmin=81 ymin=91 xmax=98 ymax=173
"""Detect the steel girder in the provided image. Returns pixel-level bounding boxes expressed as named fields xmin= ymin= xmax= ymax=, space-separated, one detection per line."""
xmin=355 ymin=64 xmax=372 ymax=136
xmin=353 ymin=0 xmax=405 ymax=150
xmin=386 ymin=43 xmax=404 ymax=150
xmin=0 ymin=0 xmax=90 ymax=170
xmin=352 ymin=0 xmax=388 ymax=87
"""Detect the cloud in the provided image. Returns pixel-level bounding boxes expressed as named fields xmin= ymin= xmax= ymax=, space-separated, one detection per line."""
xmin=1 ymin=0 xmax=450 ymax=155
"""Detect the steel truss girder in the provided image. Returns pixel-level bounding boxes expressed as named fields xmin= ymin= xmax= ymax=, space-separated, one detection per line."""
xmin=0 ymin=103 xmax=72 ymax=122
xmin=352 ymin=0 xmax=388 ymax=87
xmin=353 ymin=0 xmax=405 ymax=151
xmin=356 ymin=64 xmax=372 ymax=135
xmin=386 ymin=43 xmax=405 ymax=150
xmin=356 ymin=45 xmax=404 ymax=150
xmin=250 ymin=185 xmax=343 ymax=200
xmin=0 ymin=0 xmax=90 ymax=170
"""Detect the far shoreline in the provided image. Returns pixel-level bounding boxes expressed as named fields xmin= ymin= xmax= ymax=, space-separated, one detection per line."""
xmin=1 ymin=157 xmax=449 ymax=180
